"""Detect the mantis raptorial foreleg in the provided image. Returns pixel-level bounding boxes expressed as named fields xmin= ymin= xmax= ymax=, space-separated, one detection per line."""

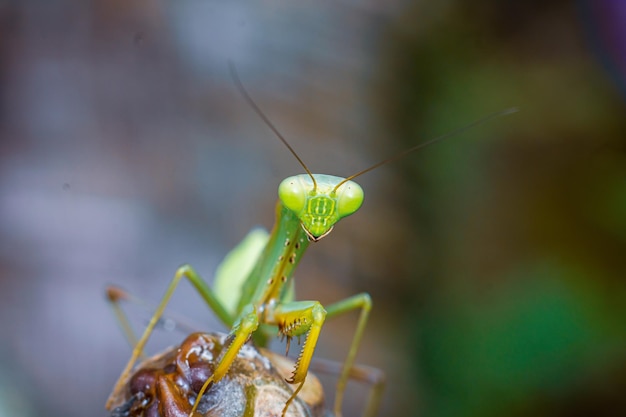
xmin=190 ymin=304 xmax=260 ymax=415
xmin=273 ymin=300 xmax=327 ymax=414
xmin=271 ymin=294 xmax=376 ymax=417
xmin=192 ymin=299 xmax=328 ymax=417
xmin=108 ymin=283 xmax=383 ymax=417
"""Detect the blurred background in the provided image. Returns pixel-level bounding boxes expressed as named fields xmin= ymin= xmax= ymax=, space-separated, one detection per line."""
xmin=1 ymin=0 xmax=625 ymax=416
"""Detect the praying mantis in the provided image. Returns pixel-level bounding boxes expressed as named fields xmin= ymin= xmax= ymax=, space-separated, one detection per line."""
xmin=106 ymin=64 xmax=517 ymax=417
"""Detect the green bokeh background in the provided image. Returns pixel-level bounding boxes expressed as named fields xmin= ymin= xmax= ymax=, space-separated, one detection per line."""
xmin=377 ymin=2 xmax=626 ymax=416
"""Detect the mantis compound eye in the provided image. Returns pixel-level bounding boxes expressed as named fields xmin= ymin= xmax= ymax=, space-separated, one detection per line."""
xmin=335 ymin=180 xmax=364 ymax=219
xmin=278 ymin=175 xmax=308 ymax=214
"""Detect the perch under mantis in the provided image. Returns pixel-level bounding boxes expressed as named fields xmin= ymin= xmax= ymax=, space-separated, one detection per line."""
xmin=106 ymin=65 xmax=517 ymax=417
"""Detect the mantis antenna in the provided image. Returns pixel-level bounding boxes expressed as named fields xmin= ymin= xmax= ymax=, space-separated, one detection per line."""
xmin=229 ymin=62 xmax=517 ymax=195
xmin=229 ymin=62 xmax=318 ymax=192
xmin=332 ymin=107 xmax=519 ymax=193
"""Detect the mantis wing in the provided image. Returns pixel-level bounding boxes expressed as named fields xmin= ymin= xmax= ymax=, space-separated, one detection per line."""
xmin=214 ymin=228 xmax=269 ymax=316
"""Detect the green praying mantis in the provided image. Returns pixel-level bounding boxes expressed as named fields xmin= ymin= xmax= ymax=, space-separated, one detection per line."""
xmin=106 ymin=64 xmax=517 ymax=417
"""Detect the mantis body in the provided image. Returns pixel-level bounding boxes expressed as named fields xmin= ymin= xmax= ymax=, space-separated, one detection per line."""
xmin=107 ymin=175 xmax=374 ymax=417
xmin=107 ymin=72 xmax=382 ymax=417
xmin=106 ymin=66 xmax=516 ymax=417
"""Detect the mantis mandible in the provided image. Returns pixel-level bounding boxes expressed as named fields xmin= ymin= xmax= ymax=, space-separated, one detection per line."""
xmin=106 ymin=64 xmax=516 ymax=417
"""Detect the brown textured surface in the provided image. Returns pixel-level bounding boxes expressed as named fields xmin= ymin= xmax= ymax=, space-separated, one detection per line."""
xmin=108 ymin=332 xmax=325 ymax=417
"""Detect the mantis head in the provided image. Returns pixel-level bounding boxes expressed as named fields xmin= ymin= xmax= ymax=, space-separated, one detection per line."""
xmin=279 ymin=174 xmax=364 ymax=241
xmin=230 ymin=62 xmax=517 ymax=243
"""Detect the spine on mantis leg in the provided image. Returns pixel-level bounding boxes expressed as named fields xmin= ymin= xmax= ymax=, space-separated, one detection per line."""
xmin=277 ymin=302 xmax=327 ymax=384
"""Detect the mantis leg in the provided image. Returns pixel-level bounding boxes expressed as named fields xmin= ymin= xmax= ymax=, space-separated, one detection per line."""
xmin=106 ymin=285 xmax=200 ymax=351
xmin=273 ymin=295 xmax=381 ymax=417
xmin=324 ymin=293 xmax=381 ymax=417
xmin=189 ymin=304 xmax=259 ymax=416
xmin=105 ymin=264 xmax=233 ymax=410
xmin=272 ymin=300 xmax=327 ymax=417
xmin=106 ymin=286 xmax=144 ymax=352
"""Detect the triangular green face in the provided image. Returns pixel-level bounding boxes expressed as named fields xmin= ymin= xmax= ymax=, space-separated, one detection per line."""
xmin=278 ymin=174 xmax=364 ymax=240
